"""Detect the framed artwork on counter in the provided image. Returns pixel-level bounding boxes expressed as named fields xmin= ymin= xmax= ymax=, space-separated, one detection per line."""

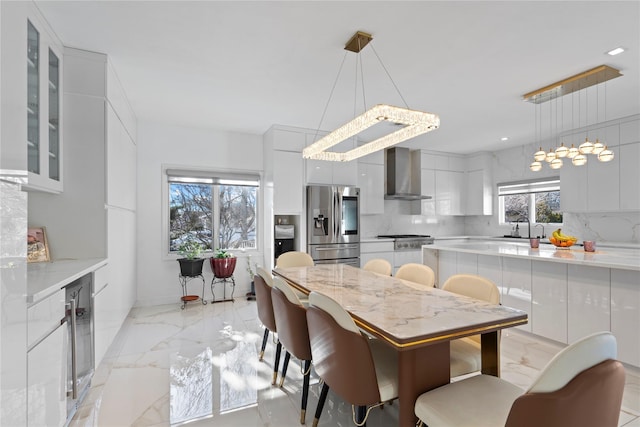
xmin=27 ymin=227 xmax=50 ymax=263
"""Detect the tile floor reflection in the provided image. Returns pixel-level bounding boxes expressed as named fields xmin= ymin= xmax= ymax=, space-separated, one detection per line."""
xmin=70 ymin=298 xmax=640 ymax=427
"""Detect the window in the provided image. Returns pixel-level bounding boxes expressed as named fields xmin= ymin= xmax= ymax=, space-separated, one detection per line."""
xmin=498 ymin=178 xmax=562 ymax=224
xmin=167 ymin=170 xmax=259 ymax=253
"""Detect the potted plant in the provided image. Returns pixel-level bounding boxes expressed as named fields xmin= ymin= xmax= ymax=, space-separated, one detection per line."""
xmin=177 ymin=237 xmax=206 ymax=277
xmin=210 ymin=248 xmax=237 ymax=278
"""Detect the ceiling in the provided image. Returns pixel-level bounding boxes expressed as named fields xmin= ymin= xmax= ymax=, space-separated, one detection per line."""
xmin=35 ymin=1 xmax=640 ymax=155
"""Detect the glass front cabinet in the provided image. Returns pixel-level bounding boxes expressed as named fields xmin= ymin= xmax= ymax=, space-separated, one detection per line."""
xmin=26 ymin=14 xmax=63 ymax=193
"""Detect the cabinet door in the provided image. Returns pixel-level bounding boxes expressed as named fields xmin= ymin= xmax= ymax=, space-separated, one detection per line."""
xmin=435 ymin=170 xmax=464 ymax=215
xmin=107 ymin=106 xmax=136 ymax=210
xmin=437 ymin=251 xmax=457 ymax=286
xmin=532 ymin=261 xmax=567 ymax=343
xmin=567 ymin=265 xmax=610 ymax=343
xmin=27 ymin=324 xmax=66 ymax=427
xmin=456 ymin=253 xmax=478 ymax=275
xmin=560 ymin=147 xmax=588 ymax=212
xmin=25 ymin=13 xmax=64 ymax=193
xmin=619 ymin=142 xmax=640 ymax=210
xmin=418 ymin=169 xmax=436 ymax=216
xmin=93 ymin=265 xmax=116 ymax=367
xmin=358 ymin=163 xmax=384 ymax=214
xmin=501 ymin=258 xmax=532 ymax=332
xmin=274 ymin=150 xmax=304 ymax=214
xmin=305 ymin=159 xmax=333 ymax=185
xmin=332 ymin=161 xmax=358 ymax=186
xmin=477 ymin=255 xmax=502 ymax=303
xmin=611 ymin=269 xmax=640 ymax=367
xmin=587 ymin=151 xmax=619 ymax=212
xmin=465 ymin=169 xmax=491 ymax=215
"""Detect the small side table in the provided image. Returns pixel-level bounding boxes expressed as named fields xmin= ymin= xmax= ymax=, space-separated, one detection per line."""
xmin=210 ymin=275 xmax=235 ymax=303
xmin=178 ymin=274 xmax=207 ymax=309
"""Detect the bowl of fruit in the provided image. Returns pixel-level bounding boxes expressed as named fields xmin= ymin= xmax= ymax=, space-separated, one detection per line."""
xmin=549 ymin=228 xmax=578 ymax=249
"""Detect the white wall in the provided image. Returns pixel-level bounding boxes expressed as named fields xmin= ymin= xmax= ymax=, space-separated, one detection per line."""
xmin=136 ymin=121 xmax=264 ymax=306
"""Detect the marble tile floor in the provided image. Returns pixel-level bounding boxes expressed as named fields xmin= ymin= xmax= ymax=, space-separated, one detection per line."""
xmin=70 ymin=298 xmax=640 ymax=427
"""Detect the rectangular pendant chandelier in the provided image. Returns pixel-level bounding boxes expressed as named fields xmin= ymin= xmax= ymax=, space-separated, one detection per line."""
xmin=302 ymin=104 xmax=440 ymax=162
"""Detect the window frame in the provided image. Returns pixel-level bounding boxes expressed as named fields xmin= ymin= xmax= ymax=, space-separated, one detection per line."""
xmin=497 ymin=177 xmax=563 ymax=226
xmin=163 ymin=166 xmax=261 ymax=258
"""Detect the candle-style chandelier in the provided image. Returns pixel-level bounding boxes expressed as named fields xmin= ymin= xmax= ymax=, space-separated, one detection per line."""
xmin=523 ymin=65 xmax=621 ymax=172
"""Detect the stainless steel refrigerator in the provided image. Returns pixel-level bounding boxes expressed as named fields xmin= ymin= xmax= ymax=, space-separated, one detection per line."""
xmin=306 ymin=185 xmax=360 ymax=266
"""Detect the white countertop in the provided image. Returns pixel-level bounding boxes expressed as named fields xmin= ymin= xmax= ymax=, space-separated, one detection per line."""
xmin=27 ymin=258 xmax=108 ymax=305
xmin=425 ymin=239 xmax=640 ymax=271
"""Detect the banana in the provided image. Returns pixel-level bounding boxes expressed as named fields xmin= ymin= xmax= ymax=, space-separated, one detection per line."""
xmin=553 ymin=228 xmax=577 ymax=243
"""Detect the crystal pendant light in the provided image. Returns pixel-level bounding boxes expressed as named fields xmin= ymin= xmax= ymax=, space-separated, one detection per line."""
xmin=597 ymin=146 xmax=614 ymax=162
xmin=555 ymin=143 xmax=569 ymax=158
xmin=592 ymin=138 xmax=604 ymax=154
xmin=534 ymin=147 xmax=546 ymax=161
xmin=567 ymin=144 xmax=580 ymax=158
xmin=550 ymin=158 xmax=563 ymax=169
xmin=572 ymin=154 xmax=587 ymax=166
xmin=579 ymin=137 xmax=594 ymax=154
xmin=545 ymin=148 xmax=556 ymax=162
xmin=529 ymin=161 xmax=542 ymax=172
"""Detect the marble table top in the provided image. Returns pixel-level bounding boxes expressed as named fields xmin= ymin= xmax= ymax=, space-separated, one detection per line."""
xmin=273 ymin=264 xmax=527 ymax=349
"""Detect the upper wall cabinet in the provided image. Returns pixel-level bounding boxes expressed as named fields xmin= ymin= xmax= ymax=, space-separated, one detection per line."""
xmin=1 ymin=3 xmax=64 ymax=192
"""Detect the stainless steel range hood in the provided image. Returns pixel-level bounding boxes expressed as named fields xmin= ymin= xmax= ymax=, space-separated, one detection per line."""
xmin=384 ymin=147 xmax=431 ymax=200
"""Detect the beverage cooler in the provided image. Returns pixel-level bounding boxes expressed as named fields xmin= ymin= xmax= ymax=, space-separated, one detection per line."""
xmin=274 ymin=224 xmax=295 ymax=263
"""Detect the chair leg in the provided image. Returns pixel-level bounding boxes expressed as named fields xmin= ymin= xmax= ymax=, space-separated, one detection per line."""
xmin=355 ymin=405 xmax=367 ymax=426
xmin=312 ymin=382 xmax=330 ymax=427
xmin=300 ymin=359 xmax=311 ymax=424
xmin=259 ymin=329 xmax=269 ymax=361
xmin=279 ymin=351 xmax=291 ymax=387
xmin=272 ymin=341 xmax=282 ymax=385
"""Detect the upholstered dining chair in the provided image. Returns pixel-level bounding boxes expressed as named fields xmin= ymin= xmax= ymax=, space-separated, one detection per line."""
xmin=254 ymin=267 xmax=282 ymax=385
xmin=306 ymin=291 xmax=399 ymax=427
xmin=275 ymin=251 xmax=315 ymax=268
xmin=275 ymin=251 xmax=313 ymax=303
xmin=271 ymin=277 xmax=312 ymax=424
xmin=395 ymin=263 xmax=435 ymax=287
xmin=362 ymin=258 xmax=392 ymax=276
xmin=415 ymin=331 xmax=625 ymax=427
xmin=441 ymin=273 xmax=501 ymax=377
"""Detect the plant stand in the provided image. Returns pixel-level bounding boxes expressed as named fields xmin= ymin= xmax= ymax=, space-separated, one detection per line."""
xmin=178 ymin=274 xmax=207 ymax=309
xmin=210 ymin=275 xmax=235 ymax=303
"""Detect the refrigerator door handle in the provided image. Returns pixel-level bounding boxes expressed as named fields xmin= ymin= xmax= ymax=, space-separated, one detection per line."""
xmin=333 ymin=190 xmax=339 ymax=239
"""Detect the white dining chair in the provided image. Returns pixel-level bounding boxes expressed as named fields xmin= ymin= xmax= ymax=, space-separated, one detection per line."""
xmin=395 ymin=263 xmax=435 ymax=287
xmin=362 ymin=258 xmax=392 ymax=276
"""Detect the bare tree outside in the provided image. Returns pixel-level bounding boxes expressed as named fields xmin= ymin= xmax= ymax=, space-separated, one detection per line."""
xmin=502 ymin=190 xmax=562 ymax=224
xmin=170 ymin=182 xmax=257 ymax=252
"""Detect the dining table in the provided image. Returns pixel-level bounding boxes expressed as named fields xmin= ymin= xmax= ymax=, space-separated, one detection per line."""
xmin=273 ymin=263 xmax=528 ymax=426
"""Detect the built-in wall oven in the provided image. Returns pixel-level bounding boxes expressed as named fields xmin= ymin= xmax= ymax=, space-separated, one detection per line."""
xmin=65 ymin=273 xmax=94 ymax=423
xmin=307 ymin=185 xmax=360 ymax=266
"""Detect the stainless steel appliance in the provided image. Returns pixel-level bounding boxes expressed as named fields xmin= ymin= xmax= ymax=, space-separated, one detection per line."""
xmin=307 ymin=185 xmax=360 ymax=266
xmin=65 ymin=273 xmax=94 ymax=423
xmin=274 ymin=224 xmax=295 ymax=263
xmin=377 ymin=234 xmax=434 ymax=250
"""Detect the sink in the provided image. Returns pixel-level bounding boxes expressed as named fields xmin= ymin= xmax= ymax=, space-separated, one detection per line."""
xmin=493 ymin=235 xmax=523 ymax=239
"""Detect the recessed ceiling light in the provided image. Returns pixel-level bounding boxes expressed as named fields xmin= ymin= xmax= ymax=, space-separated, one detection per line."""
xmin=607 ymin=47 xmax=625 ymax=56
xmin=501 ymin=137 xmax=509 ymax=141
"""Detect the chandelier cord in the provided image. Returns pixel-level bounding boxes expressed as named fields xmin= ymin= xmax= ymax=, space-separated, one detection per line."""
xmin=313 ymin=51 xmax=349 ymax=143
xmin=369 ymin=43 xmax=410 ymax=109
xmin=358 ymin=46 xmax=367 ymax=115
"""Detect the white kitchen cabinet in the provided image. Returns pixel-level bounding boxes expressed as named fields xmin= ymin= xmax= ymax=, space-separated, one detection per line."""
xmin=437 ymin=251 xmax=457 ymax=286
xmin=560 ymin=149 xmax=588 ymax=212
xmin=305 ymin=135 xmax=358 ymax=186
xmin=456 ymin=253 xmax=478 ymax=275
xmin=567 ymin=265 xmax=610 ymax=343
xmin=92 ymin=264 xmax=115 ymax=367
xmin=435 ymin=170 xmax=465 ymax=216
xmin=272 ymin=128 xmax=306 ymax=151
xmin=0 ymin=3 xmax=64 ymax=193
xmin=477 ymin=255 xmax=503 ymax=303
xmin=465 ymin=169 xmax=493 ymax=215
xmin=500 ymin=258 xmax=532 ymax=332
xmin=619 ymin=142 xmax=640 ymax=211
xmin=106 ymin=106 xmax=136 ymax=211
xmin=360 ymin=240 xmax=394 ymax=269
xmin=357 ymin=162 xmax=384 ymax=215
xmin=611 ymin=269 xmax=640 ymax=367
xmin=274 ymin=150 xmax=304 ymax=214
xmin=531 ymin=261 xmax=567 ymax=343
xmin=27 ymin=288 xmax=66 ymax=427
xmin=586 ymin=148 xmax=619 ymax=212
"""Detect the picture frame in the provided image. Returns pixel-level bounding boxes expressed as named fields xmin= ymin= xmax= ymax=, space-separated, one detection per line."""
xmin=27 ymin=227 xmax=50 ymax=263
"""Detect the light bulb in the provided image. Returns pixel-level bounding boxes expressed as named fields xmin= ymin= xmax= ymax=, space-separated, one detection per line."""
xmin=572 ymin=154 xmax=587 ymax=166
xmin=592 ymin=139 xmax=604 ymax=154
xmin=550 ymin=158 xmax=563 ymax=169
xmin=555 ymin=144 xmax=569 ymax=158
xmin=533 ymin=147 xmax=546 ymax=161
xmin=579 ymin=137 xmax=594 ymax=154
xmin=567 ymin=144 xmax=580 ymax=159
xmin=597 ymin=146 xmax=614 ymax=162
xmin=545 ymin=149 xmax=556 ymax=162
xmin=529 ymin=161 xmax=542 ymax=172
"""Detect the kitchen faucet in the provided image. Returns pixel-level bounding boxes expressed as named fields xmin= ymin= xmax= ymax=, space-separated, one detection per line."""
xmin=534 ymin=223 xmax=546 ymax=238
xmin=517 ymin=217 xmax=531 ymax=239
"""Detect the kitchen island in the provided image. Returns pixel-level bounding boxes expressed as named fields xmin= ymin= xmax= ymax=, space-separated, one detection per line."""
xmin=423 ymin=238 xmax=640 ymax=368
